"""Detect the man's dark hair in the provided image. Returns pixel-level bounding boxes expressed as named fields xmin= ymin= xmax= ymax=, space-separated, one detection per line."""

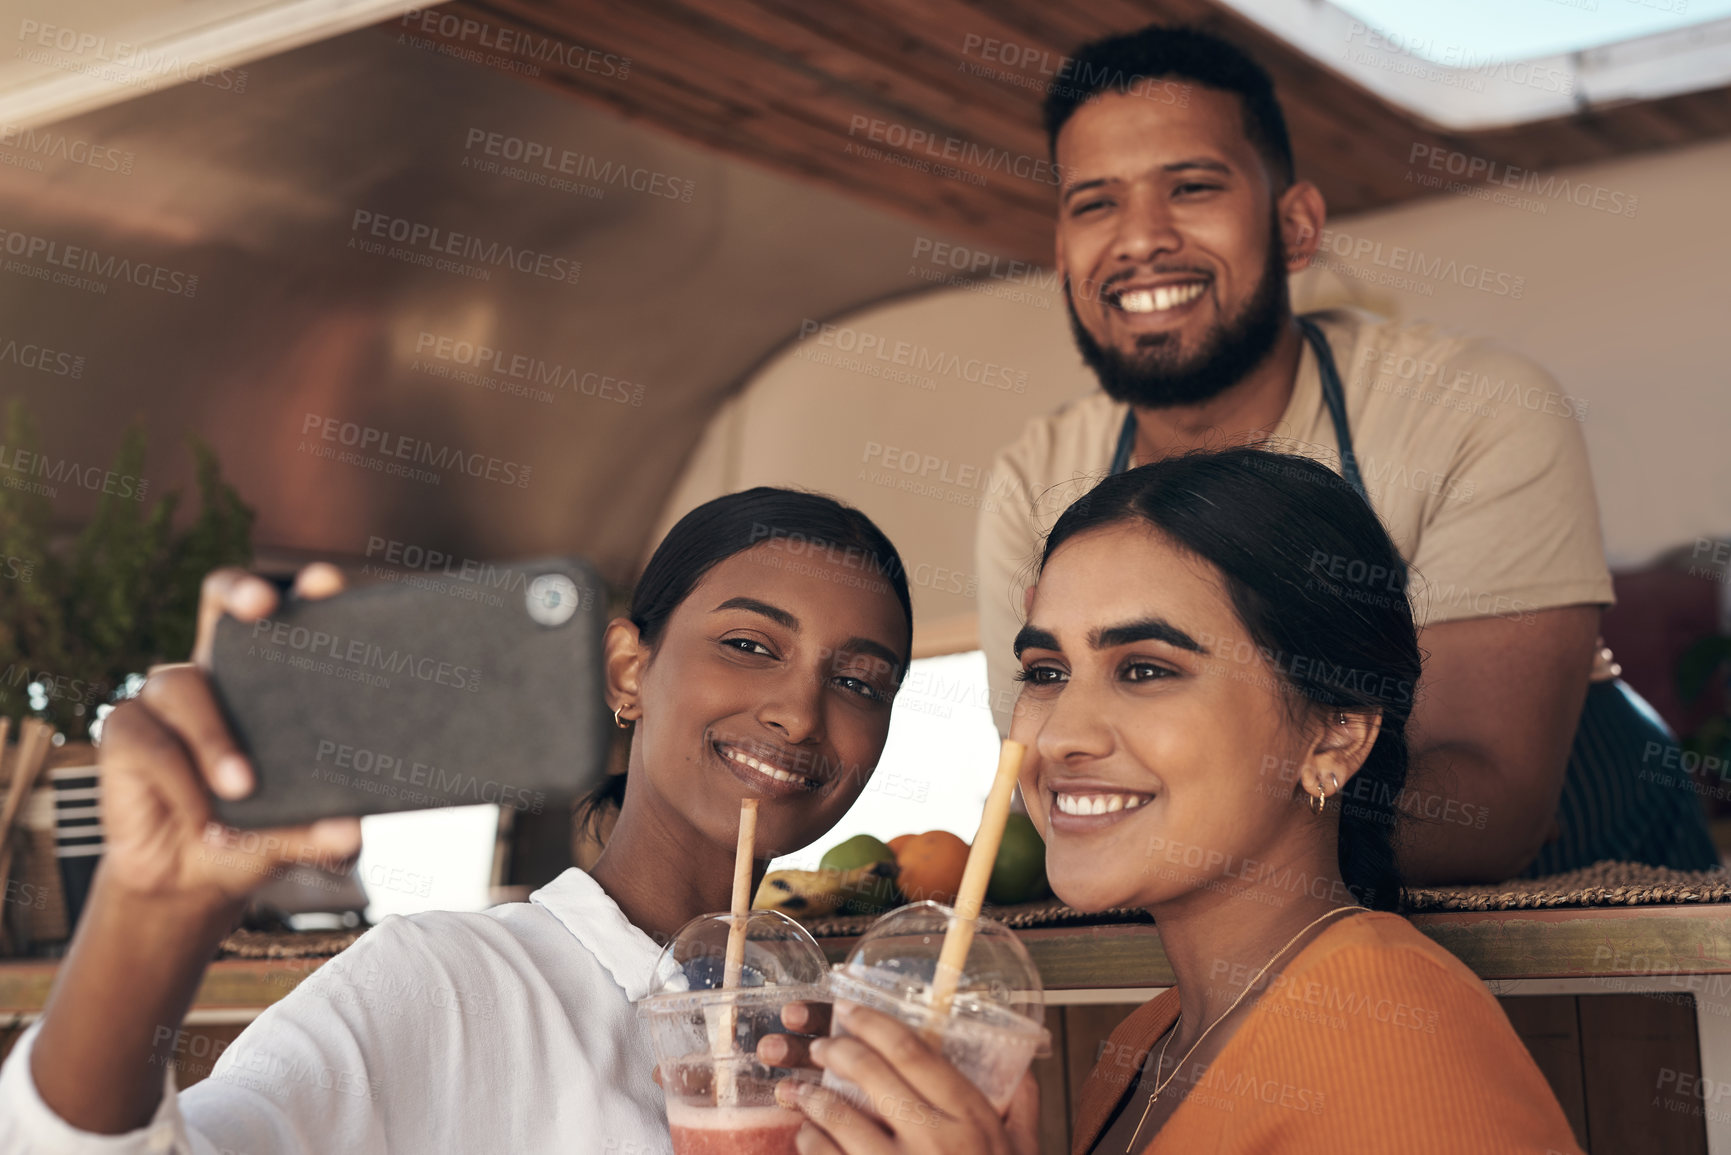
xmin=1043 ymin=26 xmax=1296 ymax=188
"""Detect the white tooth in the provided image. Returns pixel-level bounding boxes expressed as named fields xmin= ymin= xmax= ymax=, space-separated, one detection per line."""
xmin=1154 ymin=287 xmax=1172 ymax=311
xmin=1120 ymin=290 xmax=1153 ymax=313
xmin=1124 ymin=796 xmax=1144 ymax=810
xmin=1106 ymin=795 xmax=1125 ymax=813
xmin=1089 ymin=796 xmax=1106 ymax=816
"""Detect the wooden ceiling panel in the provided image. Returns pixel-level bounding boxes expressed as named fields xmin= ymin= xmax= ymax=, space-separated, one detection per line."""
xmin=404 ymin=0 xmax=1731 ymax=263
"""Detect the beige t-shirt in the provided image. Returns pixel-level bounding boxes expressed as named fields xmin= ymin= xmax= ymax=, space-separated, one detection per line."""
xmin=975 ymin=307 xmax=1613 ymax=733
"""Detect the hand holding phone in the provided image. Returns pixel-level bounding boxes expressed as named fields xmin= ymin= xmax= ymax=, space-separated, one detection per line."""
xmin=205 ymin=557 xmax=610 ymax=830
xmin=97 ymin=565 xmax=364 ymax=911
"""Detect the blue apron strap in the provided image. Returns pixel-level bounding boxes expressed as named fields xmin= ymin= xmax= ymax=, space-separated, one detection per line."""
xmin=1109 ymin=407 xmax=1136 ymax=475
xmin=1295 ymin=315 xmax=1370 ymax=502
xmin=1108 ymin=316 xmax=1369 ymax=496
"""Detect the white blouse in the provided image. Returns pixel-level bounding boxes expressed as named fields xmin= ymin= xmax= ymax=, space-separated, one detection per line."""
xmin=0 ymin=869 xmax=674 ymax=1154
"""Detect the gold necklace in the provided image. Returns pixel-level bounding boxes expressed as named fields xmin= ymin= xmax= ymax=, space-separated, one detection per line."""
xmin=1124 ymin=904 xmax=1364 ymax=1153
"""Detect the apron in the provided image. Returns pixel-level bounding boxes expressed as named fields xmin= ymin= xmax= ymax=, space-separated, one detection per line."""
xmin=1108 ymin=316 xmax=1717 ymax=876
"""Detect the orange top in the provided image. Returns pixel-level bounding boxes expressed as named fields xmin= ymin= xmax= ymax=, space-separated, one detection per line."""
xmin=1070 ymin=912 xmax=1584 ymax=1155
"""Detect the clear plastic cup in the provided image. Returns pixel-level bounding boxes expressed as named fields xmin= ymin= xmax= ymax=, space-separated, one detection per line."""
xmin=824 ymin=901 xmax=1049 ymax=1114
xmin=637 ymin=910 xmax=829 ymax=1155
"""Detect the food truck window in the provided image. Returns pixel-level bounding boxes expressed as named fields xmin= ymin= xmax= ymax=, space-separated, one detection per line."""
xmin=768 ymin=651 xmax=1002 ymax=872
xmin=356 ymin=806 xmax=500 ymax=922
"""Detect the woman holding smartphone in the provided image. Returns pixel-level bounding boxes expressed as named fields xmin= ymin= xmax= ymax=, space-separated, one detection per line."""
xmin=776 ymin=450 xmax=1584 ymax=1154
xmin=0 ymin=487 xmax=912 ymax=1154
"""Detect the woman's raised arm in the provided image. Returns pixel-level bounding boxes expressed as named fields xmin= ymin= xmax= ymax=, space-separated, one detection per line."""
xmin=17 ymin=565 xmax=363 ymax=1136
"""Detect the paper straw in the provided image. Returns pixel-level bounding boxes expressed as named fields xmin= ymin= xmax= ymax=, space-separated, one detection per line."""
xmin=713 ymin=797 xmax=758 ymax=1106
xmin=929 ymin=739 xmax=1025 ymax=1021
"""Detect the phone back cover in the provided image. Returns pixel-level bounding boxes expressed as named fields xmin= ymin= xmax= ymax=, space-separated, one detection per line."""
xmin=206 ymin=557 xmax=610 ymax=828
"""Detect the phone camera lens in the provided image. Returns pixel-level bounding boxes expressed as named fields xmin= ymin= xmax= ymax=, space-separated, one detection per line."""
xmin=526 ymin=573 xmax=581 ymax=627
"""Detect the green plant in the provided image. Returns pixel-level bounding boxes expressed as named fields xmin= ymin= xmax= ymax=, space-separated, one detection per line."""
xmin=0 ymin=399 xmax=254 ymax=738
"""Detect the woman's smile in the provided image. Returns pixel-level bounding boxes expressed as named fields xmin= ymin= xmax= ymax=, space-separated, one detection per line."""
xmin=711 ymin=736 xmax=825 ymax=798
xmin=1046 ymin=781 xmax=1158 ymax=833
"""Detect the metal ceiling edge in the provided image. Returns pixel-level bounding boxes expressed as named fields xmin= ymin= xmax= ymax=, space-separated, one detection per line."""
xmin=0 ymin=0 xmax=440 ymax=128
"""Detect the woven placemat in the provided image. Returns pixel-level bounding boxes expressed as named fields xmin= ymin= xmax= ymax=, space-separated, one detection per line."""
xmin=1404 ymin=860 xmax=1731 ymax=913
xmin=206 ymin=862 xmax=1731 ymax=958
xmin=802 ymin=861 xmax=1731 ymax=938
xmin=217 ymin=927 xmax=366 ymax=960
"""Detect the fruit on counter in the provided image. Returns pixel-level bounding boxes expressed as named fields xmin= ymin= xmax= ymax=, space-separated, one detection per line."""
xmin=819 ymin=834 xmax=902 ymax=915
xmin=752 ymin=861 xmax=898 ymax=920
xmin=892 ymin=830 xmax=970 ymax=906
xmin=820 ymin=834 xmax=897 ymax=874
xmin=986 ymin=812 xmax=1050 ymax=905
xmin=887 ymin=834 xmax=914 ymax=856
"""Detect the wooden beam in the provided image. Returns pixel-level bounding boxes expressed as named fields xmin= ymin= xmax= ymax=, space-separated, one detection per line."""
xmin=392 ymin=0 xmax=1731 ymax=266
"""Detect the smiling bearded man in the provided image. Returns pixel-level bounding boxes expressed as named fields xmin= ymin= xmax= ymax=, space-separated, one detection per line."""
xmin=974 ymin=25 xmax=1716 ymax=887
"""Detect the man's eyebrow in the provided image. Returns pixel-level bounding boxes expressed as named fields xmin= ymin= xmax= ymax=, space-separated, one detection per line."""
xmin=1061 ymin=176 xmax=1111 ymax=205
xmin=713 ymin=596 xmax=798 ymax=631
xmin=1014 ymin=625 xmax=1061 ymax=657
xmin=1091 ymin=618 xmax=1208 ymax=655
xmin=1163 ymin=157 xmax=1233 ymax=176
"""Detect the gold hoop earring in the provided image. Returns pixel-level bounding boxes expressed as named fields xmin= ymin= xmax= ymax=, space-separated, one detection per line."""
xmin=1309 ymin=784 xmax=1329 ymax=816
xmin=613 ymin=704 xmax=632 ymax=729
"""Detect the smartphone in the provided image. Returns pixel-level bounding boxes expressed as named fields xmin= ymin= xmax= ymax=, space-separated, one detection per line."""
xmin=206 ymin=557 xmax=611 ymax=829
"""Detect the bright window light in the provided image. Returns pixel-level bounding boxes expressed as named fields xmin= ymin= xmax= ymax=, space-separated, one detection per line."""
xmin=358 ymin=804 xmax=499 ymax=922
xmin=770 ymin=651 xmax=1005 ymax=872
xmin=1329 ymin=0 xmax=1731 ymax=65
xmin=1220 ymin=0 xmax=1731 ymax=129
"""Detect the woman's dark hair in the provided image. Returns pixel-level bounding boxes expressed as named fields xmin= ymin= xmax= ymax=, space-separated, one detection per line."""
xmin=1038 ymin=449 xmax=1421 ymax=910
xmin=576 ymin=487 xmax=914 ymax=835
xmin=1042 ymin=26 xmax=1295 ymax=189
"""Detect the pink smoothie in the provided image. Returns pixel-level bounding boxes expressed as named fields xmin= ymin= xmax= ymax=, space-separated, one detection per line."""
xmin=666 ymin=1103 xmax=804 ymax=1155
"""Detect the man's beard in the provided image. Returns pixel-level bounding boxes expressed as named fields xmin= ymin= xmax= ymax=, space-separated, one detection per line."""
xmin=1066 ymin=237 xmax=1290 ymax=409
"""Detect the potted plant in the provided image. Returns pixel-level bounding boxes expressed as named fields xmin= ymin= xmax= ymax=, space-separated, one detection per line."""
xmin=0 ymin=399 xmax=253 ymax=946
